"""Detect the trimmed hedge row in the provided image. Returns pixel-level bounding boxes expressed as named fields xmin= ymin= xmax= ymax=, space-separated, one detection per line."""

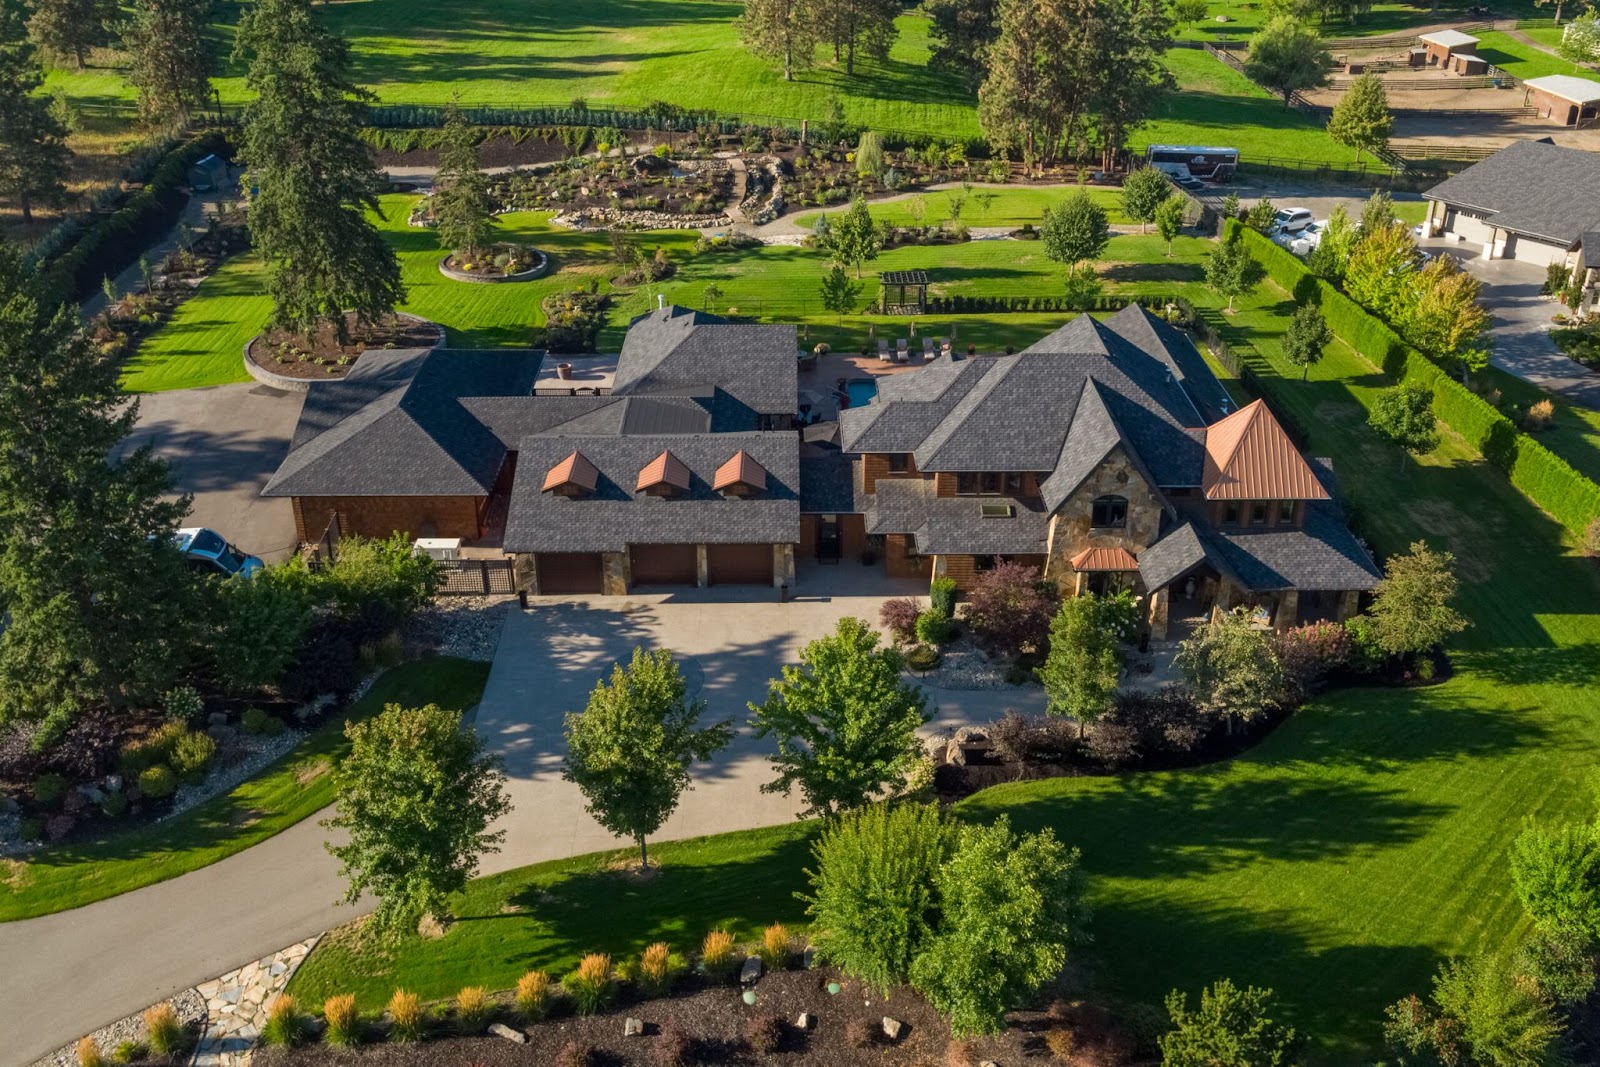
xmin=1226 ymin=221 xmax=1600 ymax=535
xmin=39 ymin=132 xmax=231 ymax=306
xmin=920 ymin=292 xmax=1181 ymax=315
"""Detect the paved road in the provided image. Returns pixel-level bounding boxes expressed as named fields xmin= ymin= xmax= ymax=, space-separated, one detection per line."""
xmin=121 ymin=382 xmax=304 ymax=563
xmin=1 ymin=578 xmax=1043 ymax=1063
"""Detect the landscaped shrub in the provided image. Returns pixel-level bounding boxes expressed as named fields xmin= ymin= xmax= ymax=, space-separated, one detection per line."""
xmin=169 ymin=730 xmax=216 ymax=785
xmin=314 ymin=534 xmax=442 ymax=641
xmin=746 ymin=1014 xmax=785 ymax=1055
xmin=455 ymin=986 xmax=491 ymax=1033
xmin=1044 ymin=1027 xmax=1076 ymax=1061
xmin=963 ymin=562 xmax=1056 ymax=660
xmin=76 ymin=1037 xmax=105 ymax=1067
xmin=905 ymin=643 xmax=942 ymax=671
xmin=760 ymin=923 xmax=792 ymax=970
xmin=143 ymin=1004 xmax=183 ymax=1059
xmin=879 ymin=598 xmax=922 ymax=644
xmin=110 ymin=1041 xmax=143 ymax=1065
xmin=915 ymin=609 xmax=954 ymax=646
xmin=654 ymin=1020 xmax=694 ymax=1067
xmin=119 ymin=721 xmax=188 ymax=777
xmin=32 ymin=772 xmax=67 ymax=807
xmin=387 ymin=989 xmax=424 ymax=1042
xmin=1518 ymin=922 xmax=1597 ymax=1006
xmin=322 ymin=994 xmax=360 ymax=1046
xmin=281 ymin=625 xmax=360 ymax=703
xmin=515 ymin=970 xmax=550 ymax=1020
xmin=564 ymin=953 xmax=613 ymax=1015
xmin=18 ymin=816 xmax=42 ymax=841
xmin=1276 ymin=621 xmax=1353 ymax=694
xmin=260 ymin=994 xmax=307 ymax=1047
xmin=162 ymin=686 xmax=204 ymax=724
xmin=638 ymin=942 xmax=674 ymax=995
xmin=241 ymin=708 xmax=287 ymax=736
xmin=929 ymin=576 xmax=957 ymax=619
xmin=556 ymin=1042 xmax=597 ymax=1067
xmin=137 ymin=765 xmax=178 ymax=799
xmin=702 ymin=929 xmax=739 ymax=981
xmin=101 ymin=792 xmax=129 ymax=818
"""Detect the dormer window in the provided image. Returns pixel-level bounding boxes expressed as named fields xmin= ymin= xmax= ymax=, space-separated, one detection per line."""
xmin=637 ymin=450 xmax=691 ymax=498
xmin=713 ymin=450 xmax=767 ymax=498
xmin=1091 ymin=495 xmax=1128 ymax=529
xmin=543 ymin=450 xmax=599 ymax=497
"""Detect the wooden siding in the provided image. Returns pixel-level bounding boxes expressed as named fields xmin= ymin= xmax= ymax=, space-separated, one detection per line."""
xmin=292 ymin=495 xmax=485 ymax=543
xmin=884 ymin=533 xmax=932 ymax=580
xmin=861 ymin=453 xmax=921 ymax=494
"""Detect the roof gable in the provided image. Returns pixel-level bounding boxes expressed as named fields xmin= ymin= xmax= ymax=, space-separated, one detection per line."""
xmin=1202 ymin=400 xmax=1331 ymax=501
xmin=714 ymin=449 xmax=767 ymax=491
xmin=637 ymin=449 xmax=692 ymax=492
xmin=613 ymin=305 xmax=798 ymax=416
xmin=544 ymin=450 xmax=599 ymax=492
xmin=1424 ymin=140 xmax=1600 ymax=247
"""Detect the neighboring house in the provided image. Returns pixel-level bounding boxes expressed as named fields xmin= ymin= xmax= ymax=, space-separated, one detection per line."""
xmin=1421 ymin=140 xmax=1600 ymax=266
xmin=1521 ymin=74 xmax=1600 ymax=127
xmin=1417 ymin=30 xmax=1482 ymax=73
xmin=834 ymin=304 xmax=1379 ymax=635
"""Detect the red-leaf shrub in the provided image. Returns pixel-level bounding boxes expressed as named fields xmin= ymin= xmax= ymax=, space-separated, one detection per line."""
xmin=963 ymin=562 xmax=1057 ymax=660
xmin=1276 ymin=621 xmax=1353 ymax=693
xmin=878 ymin=598 xmax=922 ymax=644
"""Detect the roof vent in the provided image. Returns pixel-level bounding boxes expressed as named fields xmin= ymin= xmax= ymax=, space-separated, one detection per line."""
xmin=637 ymin=449 xmax=691 ymax=496
xmin=657 ymin=293 xmax=665 ymax=310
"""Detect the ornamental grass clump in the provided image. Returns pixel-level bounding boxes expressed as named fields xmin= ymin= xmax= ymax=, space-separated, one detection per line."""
xmin=323 ymin=994 xmax=360 ymax=1046
xmin=455 ymin=986 xmax=491 ymax=1033
xmin=142 ymin=1004 xmax=183 ymax=1059
xmin=75 ymin=1037 xmax=105 ymax=1067
xmin=701 ymin=928 xmax=739 ymax=981
xmin=260 ymin=994 xmax=307 ymax=1047
xmin=387 ymin=989 xmax=424 ymax=1042
xmin=760 ymin=923 xmax=792 ymax=971
xmin=638 ymin=941 xmax=674 ymax=996
xmin=564 ymin=953 xmax=613 ymax=1015
xmin=516 ymin=969 xmax=551 ymax=1021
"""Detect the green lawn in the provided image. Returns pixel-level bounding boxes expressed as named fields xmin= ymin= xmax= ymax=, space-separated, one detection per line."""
xmin=793 ymin=186 xmax=1131 ymax=231
xmin=1175 ymin=0 xmax=1551 ymax=41
xmin=287 ymin=242 xmax=1600 ymax=1062
xmin=1472 ymin=29 xmax=1598 ymax=78
xmin=0 ymin=657 xmax=490 ymax=922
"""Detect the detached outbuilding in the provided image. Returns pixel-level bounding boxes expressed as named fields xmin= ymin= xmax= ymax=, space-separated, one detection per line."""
xmin=1522 ymin=74 xmax=1600 ymax=126
xmin=1422 ymin=139 xmax=1600 ymax=266
xmin=1417 ymin=30 xmax=1482 ymax=73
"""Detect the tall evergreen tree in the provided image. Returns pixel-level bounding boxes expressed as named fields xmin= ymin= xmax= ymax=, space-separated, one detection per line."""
xmin=978 ymin=0 xmax=1072 ymax=171
xmin=740 ymin=0 xmax=821 ymax=81
xmin=431 ymin=100 xmax=495 ymax=256
xmin=1085 ymin=0 xmax=1173 ymax=170
xmin=0 ymin=245 xmax=195 ymax=738
xmin=234 ymin=0 xmax=405 ymax=343
xmin=27 ymin=0 xmax=116 ymax=70
xmin=0 ymin=0 xmax=70 ymax=224
xmin=817 ymin=0 xmax=898 ymax=75
xmin=1327 ymin=72 xmax=1392 ymax=162
xmin=122 ymin=0 xmax=216 ymax=126
xmin=925 ymin=0 xmax=999 ymax=91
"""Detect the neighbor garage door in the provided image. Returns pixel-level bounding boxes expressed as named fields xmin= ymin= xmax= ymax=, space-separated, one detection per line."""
xmin=1503 ymin=234 xmax=1571 ymax=267
xmin=629 ymin=543 xmax=698 ymax=585
xmin=1445 ymin=209 xmax=1494 ymax=247
xmin=536 ymin=552 xmax=604 ymax=594
xmin=706 ymin=542 xmax=773 ymax=585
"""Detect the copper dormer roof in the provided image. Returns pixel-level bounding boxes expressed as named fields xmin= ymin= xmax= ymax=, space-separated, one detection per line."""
xmin=713 ymin=449 xmax=767 ymax=492
xmin=637 ymin=449 xmax=692 ymax=492
xmin=1070 ymin=546 xmax=1140 ymax=572
xmin=542 ymin=450 xmax=599 ymax=493
xmin=1202 ymin=399 xmax=1330 ymax=501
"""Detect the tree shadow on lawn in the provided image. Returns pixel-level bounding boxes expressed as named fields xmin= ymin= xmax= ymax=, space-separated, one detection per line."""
xmin=1100 ymin=261 xmax=1205 ymax=284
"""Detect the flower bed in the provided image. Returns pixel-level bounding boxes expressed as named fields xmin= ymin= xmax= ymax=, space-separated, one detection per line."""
xmin=438 ymin=243 xmax=548 ymax=283
xmin=534 ymin=288 xmax=610 ymax=352
xmin=245 ymin=313 xmax=443 ymax=381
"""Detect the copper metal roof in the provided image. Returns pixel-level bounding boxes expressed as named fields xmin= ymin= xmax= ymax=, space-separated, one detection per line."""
xmin=1202 ymin=400 xmax=1330 ymax=501
xmin=1070 ymin=546 xmax=1141 ymax=572
xmin=713 ymin=449 xmax=767 ymax=491
xmin=543 ymin=449 xmax=599 ymax=492
xmin=637 ymin=449 xmax=692 ymax=492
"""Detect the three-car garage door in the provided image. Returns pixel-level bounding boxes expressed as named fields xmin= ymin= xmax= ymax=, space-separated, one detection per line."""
xmin=706 ymin=543 xmax=774 ymax=585
xmin=536 ymin=553 xmax=604 ymax=594
xmin=630 ymin=543 xmax=698 ymax=585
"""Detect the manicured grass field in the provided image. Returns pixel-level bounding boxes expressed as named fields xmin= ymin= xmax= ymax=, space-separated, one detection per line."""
xmin=793 ymin=185 xmax=1131 ymax=231
xmin=286 ymin=239 xmax=1600 ymax=1062
xmin=0 ymin=658 xmax=490 ymax=922
xmin=1472 ymin=29 xmax=1598 ymax=78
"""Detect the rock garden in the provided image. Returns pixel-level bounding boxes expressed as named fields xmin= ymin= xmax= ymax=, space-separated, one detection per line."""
xmin=438 ymin=242 xmax=547 ymax=283
xmin=245 ymin=312 xmax=442 ymax=381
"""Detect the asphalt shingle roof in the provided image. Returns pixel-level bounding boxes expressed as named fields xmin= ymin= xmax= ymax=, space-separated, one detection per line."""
xmin=503 ymin=432 xmax=800 ymax=553
xmin=798 ymin=453 xmax=863 ymax=514
xmin=1424 ymin=140 xmax=1600 ymax=247
xmin=614 ymin=305 xmax=798 ymax=417
xmin=864 ymin=480 xmax=1050 ymax=555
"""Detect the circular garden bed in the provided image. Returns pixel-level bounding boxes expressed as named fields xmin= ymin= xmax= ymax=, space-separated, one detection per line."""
xmin=245 ymin=312 xmax=443 ymax=383
xmin=439 ymin=243 xmax=549 ymax=284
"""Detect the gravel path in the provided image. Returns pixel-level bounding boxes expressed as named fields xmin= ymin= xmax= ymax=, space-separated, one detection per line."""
xmin=28 ymin=989 xmax=205 ymax=1067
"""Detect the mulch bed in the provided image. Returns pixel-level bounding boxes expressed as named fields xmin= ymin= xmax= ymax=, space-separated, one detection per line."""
xmin=247 ymin=314 xmax=442 ymax=381
xmin=255 ymin=968 xmax=1043 ymax=1067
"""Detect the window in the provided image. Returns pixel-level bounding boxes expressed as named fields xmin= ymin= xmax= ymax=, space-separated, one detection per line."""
xmin=957 ymin=472 xmax=979 ymax=495
xmin=956 ymin=472 xmax=1008 ymax=495
xmin=1277 ymin=500 xmax=1296 ymax=525
xmin=1091 ymin=495 xmax=1128 ymax=528
xmin=1250 ymin=502 xmax=1269 ymax=526
xmin=1222 ymin=502 xmax=1242 ymax=525
xmin=1006 ymin=472 xmax=1024 ymax=494
xmin=887 ymin=453 xmax=910 ymax=474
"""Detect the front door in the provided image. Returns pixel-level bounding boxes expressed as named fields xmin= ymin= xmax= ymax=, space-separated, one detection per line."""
xmin=816 ymin=515 xmax=841 ymax=563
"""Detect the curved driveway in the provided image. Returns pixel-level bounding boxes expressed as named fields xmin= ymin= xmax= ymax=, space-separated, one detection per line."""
xmin=2 ymin=573 xmax=1044 ymax=1063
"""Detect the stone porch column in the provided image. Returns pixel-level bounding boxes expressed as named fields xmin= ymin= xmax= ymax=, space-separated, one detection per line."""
xmin=773 ymin=543 xmax=795 ymax=589
xmin=512 ymin=553 xmax=538 ymax=595
xmin=695 ymin=544 xmax=709 ymax=588
xmin=601 ymin=551 xmax=629 ymax=595
xmin=1336 ymin=589 xmax=1362 ymax=622
xmin=1148 ymin=587 xmax=1170 ymax=640
xmin=1274 ymin=589 xmax=1299 ymax=632
xmin=1424 ymin=198 xmax=1442 ymax=237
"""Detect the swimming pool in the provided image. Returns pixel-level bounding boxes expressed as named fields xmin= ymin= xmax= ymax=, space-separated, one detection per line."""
xmin=845 ymin=379 xmax=878 ymax=408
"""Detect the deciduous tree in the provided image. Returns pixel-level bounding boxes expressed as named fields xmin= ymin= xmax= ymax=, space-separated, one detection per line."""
xmin=1365 ymin=540 xmax=1467 ymax=656
xmin=122 ymin=0 xmax=215 ymax=126
xmin=324 ymin=703 xmax=510 ymax=935
xmin=1559 ymin=13 xmax=1600 ymax=63
xmin=1367 ymin=385 xmax=1439 ymax=460
xmin=748 ymin=616 xmax=929 ymax=816
xmin=432 ymin=100 xmax=496 ymax=256
xmin=1356 ymin=188 xmax=1397 ymax=238
xmin=1041 ymin=189 xmax=1110 ymax=279
xmin=1306 ymin=203 xmax=1355 ymax=279
xmin=0 ymin=1 xmax=69 ymax=224
xmin=1174 ymin=0 xmax=1208 ymax=31
xmin=1343 ymin=221 xmax=1416 ymax=320
xmin=1422 ymin=955 xmax=1565 ymax=1067
xmin=1205 ymin=235 xmax=1266 ymax=312
xmin=1402 ymin=255 xmax=1491 ymax=382
xmin=828 ymin=194 xmax=882 ymax=277
xmin=818 ymin=263 xmax=861 ymax=324
xmin=1243 ymin=15 xmax=1331 ymax=107
xmin=1161 ymin=980 xmax=1300 ymax=1067
xmin=27 ymin=0 xmax=115 ymax=70
xmin=1156 ymin=195 xmax=1185 ymax=256
xmin=1175 ymin=609 xmax=1287 ymax=727
xmin=1119 ymin=166 xmax=1170 ymax=234
xmin=1038 ymin=594 xmax=1122 ymax=735
xmin=1510 ymin=819 xmax=1600 ymax=943
xmin=1282 ymin=302 xmax=1332 ymax=379
xmin=963 ymin=560 xmax=1055 ymax=660
xmin=740 ymin=0 xmax=822 ymax=81
xmin=1328 ymin=72 xmax=1392 ymax=162
xmin=234 ymin=0 xmax=405 ymax=343
xmin=564 ymin=647 xmax=733 ymax=869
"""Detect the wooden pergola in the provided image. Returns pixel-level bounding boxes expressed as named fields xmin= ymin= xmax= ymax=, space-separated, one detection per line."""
xmin=879 ymin=269 xmax=929 ymax=315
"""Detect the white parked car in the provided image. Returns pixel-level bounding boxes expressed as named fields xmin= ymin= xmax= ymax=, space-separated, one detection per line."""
xmin=1270 ymin=207 xmax=1314 ymax=235
xmin=1288 ymin=222 xmax=1324 ymax=257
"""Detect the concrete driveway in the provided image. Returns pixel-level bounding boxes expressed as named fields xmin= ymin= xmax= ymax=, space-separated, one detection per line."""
xmin=121 ymin=382 xmax=305 ymax=562
xmin=1418 ymin=239 xmax=1600 ymax=409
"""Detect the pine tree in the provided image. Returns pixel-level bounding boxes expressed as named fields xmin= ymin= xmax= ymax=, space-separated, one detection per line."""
xmin=817 ymin=0 xmax=898 ymax=76
xmin=1327 ymin=72 xmax=1392 ymax=162
xmin=122 ymin=0 xmax=216 ymax=126
xmin=27 ymin=0 xmax=116 ymax=70
xmin=741 ymin=0 xmax=821 ymax=81
xmin=0 ymin=245 xmax=196 ymax=737
xmin=926 ymin=0 xmax=1000 ymax=92
xmin=432 ymin=100 xmax=496 ymax=256
xmin=234 ymin=0 xmax=405 ymax=343
xmin=0 ymin=0 xmax=70 ymax=224
xmin=979 ymin=0 xmax=1071 ymax=172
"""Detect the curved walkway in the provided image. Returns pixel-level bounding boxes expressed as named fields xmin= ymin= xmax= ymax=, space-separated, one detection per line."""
xmin=2 ymin=578 xmax=1044 ymax=1063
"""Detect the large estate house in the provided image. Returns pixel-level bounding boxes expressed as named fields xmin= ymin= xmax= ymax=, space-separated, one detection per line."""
xmin=264 ymin=302 xmax=1380 ymax=631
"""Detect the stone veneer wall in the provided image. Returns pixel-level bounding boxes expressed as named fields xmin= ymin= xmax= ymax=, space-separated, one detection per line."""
xmin=1042 ymin=447 xmax=1165 ymax=591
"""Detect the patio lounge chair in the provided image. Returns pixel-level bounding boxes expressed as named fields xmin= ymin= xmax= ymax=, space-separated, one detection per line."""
xmin=922 ymin=337 xmax=935 ymax=357
xmin=878 ymin=338 xmax=891 ymax=360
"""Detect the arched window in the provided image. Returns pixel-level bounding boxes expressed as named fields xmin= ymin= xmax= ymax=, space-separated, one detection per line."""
xmin=1091 ymin=495 xmax=1128 ymax=529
